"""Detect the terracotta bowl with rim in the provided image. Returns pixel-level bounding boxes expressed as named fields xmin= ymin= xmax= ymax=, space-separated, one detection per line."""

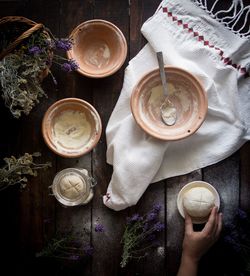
xmin=67 ymin=19 xmax=127 ymax=78
xmin=177 ymin=181 xmax=220 ymax=224
xmin=130 ymin=66 xmax=208 ymax=141
xmin=42 ymin=98 xmax=102 ymax=158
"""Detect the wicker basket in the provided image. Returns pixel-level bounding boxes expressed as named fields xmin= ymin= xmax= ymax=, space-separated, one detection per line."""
xmin=0 ymin=16 xmax=46 ymax=60
xmin=0 ymin=16 xmax=52 ymax=80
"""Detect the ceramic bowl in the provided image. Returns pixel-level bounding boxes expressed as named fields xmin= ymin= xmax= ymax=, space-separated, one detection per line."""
xmin=177 ymin=181 xmax=220 ymax=224
xmin=42 ymin=98 xmax=102 ymax=158
xmin=130 ymin=67 xmax=208 ymax=141
xmin=67 ymin=19 xmax=127 ymax=78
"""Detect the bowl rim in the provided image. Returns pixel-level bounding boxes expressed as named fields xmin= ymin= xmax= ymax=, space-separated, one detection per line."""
xmin=130 ymin=66 xmax=208 ymax=141
xmin=67 ymin=19 xmax=127 ymax=78
xmin=42 ymin=98 xmax=102 ymax=158
xmin=176 ymin=181 xmax=220 ymax=224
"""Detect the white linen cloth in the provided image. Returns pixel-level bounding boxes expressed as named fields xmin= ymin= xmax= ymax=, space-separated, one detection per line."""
xmin=103 ymin=0 xmax=250 ymax=211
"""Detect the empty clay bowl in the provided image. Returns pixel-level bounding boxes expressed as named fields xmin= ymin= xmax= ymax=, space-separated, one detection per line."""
xmin=130 ymin=66 xmax=208 ymax=140
xmin=67 ymin=19 xmax=127 ymax=78
xmin=177 ymin=181 xmax=220 ymax=224
xmin=42 ymin=98 xmax=102 ymax=158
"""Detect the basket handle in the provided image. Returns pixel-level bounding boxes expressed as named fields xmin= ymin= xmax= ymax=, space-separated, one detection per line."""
xmin=0 ymin=21 xmax=44 ymax=60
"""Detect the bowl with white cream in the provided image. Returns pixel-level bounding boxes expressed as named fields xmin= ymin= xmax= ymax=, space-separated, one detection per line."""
xmin=42 ymin=98 xmax=102 ymax=158
xmin=67 ymin=19 xmax=127 ymax=78
xmin=130 ymin=66 xmax=207 ymax=141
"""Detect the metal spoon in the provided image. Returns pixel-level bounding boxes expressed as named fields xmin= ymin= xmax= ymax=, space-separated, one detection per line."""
xmin=156 ymin=51 xmax=177 ymax=126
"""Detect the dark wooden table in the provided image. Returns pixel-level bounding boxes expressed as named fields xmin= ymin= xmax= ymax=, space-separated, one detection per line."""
xmin=0 ymin=1 xmax=250 ymax=275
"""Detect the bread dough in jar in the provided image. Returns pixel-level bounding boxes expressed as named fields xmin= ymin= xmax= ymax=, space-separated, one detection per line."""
xmin=59 ymin=174 xmax=87 ymax=199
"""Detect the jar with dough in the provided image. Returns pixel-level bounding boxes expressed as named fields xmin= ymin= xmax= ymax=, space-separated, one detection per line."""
xmin=51 ymin=168 xmax=96 ymax=206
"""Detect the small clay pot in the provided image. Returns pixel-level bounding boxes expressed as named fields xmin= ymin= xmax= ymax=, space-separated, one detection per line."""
xmin=67 ymin=19 xmax=127 ymax=78
xmin=130 ymin=66 xmax=208 ymax=141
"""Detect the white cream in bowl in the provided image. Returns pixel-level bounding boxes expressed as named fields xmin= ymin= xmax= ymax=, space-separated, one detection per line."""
xmin=52 ymin=110 xmax=91 ymax=150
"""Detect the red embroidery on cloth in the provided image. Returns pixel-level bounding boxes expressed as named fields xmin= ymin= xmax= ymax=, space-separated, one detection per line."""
xmin=105 ymin=193 xmax=111 ymax=202
xmin=162 ymin=6 xmax=249 ymax=78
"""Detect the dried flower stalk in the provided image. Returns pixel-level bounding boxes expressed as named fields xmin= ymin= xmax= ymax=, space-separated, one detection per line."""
xmin=0 ymin=152 xmax=51 ymax=191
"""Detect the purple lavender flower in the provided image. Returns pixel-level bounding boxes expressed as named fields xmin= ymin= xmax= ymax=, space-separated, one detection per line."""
xmin=226 ymin=223 xmax=236 ymax=231
xmin=95 ymin=223 xmax=105 ymax=233
xmin=147 ymin=234 xmax=156 ymax=241
xmin=55 ymin=39 xmax=73 ymax=51
xmin=237 ymin=209 xmax=248 ymax=220
xmin=68 ymin=255 xmax=80 ymax=261
xmin=127 ymin=213 xmax=143 ymax=224
xmin=143 ymin=222 xmax=149 ymax=232
xmin=83 ymin=245 xmax=94 ymax=256
xmin=146 ymin=211 xmax=157 ymax=222
xmin=61 ymin=60 xmax=79 ymax=72
xmin=52 ymin=77 xmax=58 ymax=86
xmin=153 ymin=203 xmax=162 ymax=213
xmin=224 ymin=236 xmax=241 ymax=252
xmin=69 ymin=59 xmax=79 ymax=70
xmin=29 ymin=46 xmax=42 ymax=55
xmin=61 ymin=62 xmax=72 ymax=72
xmin=43 ymin=217 xmax=52 ymax=223
xmin=154 ymin=222 xmax=165 ymax=232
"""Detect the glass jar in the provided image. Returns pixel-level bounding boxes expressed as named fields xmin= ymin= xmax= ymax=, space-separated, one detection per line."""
xmin=50 ymin=168 xmax=96 ymax=207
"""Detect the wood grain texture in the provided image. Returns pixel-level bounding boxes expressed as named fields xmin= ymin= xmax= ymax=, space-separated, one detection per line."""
xmin=0 ymin=0 xmax=249 ymax=275
xmin=166 ymin=170 xmax=202 ymax=276
xmin=128 ymin=1 xmax=165 ymax=275
xmin=91 ymin=0 xmax=130 ymax=275
xmin=54 ymin=1 xmax=94 ymax=275
xmin=200 ymin=153 xmax=240 ymax=276
xmin=240 ymin=142 xmax=250 ymax=211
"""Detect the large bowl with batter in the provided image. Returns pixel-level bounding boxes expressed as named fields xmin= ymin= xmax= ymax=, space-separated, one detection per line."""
xmin=130 ymin=67 xmax=207 ymax=141
xmin=67 ymin=19 xmax=127 ymax=78
xmin=42 ymin=98 xmax=102 ymax=158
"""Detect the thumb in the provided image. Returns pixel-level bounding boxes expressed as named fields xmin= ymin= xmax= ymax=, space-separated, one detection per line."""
xmin=184 ymin=210 xmax=193 ymax=234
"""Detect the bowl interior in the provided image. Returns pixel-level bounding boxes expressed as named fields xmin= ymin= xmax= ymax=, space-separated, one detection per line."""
xmin=43 ymin=99 xmax=102 ymax=157
xmin=131 ymin=67 xmax=207 ymax=140
xmin=68 ymin=20 xmax=127 ymax=77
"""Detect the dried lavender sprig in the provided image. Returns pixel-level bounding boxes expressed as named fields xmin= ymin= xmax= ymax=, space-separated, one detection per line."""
xmin=0 ymin=152 xmax=51 ymax=191
xmin=121 ymin=204 xmax=165 ymax=268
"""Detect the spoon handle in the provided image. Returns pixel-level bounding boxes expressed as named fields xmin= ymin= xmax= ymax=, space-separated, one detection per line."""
xmin=156 ymin=51 xmax=168 ymax=97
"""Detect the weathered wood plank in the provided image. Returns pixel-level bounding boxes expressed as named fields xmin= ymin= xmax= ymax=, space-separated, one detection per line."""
xmin=17 ymin=0 xmax=60 ymax=250
xmin=52 ymin=1 xmax=94 ymax=275
xmin=128 ymin=0 xmax=165 ymax=275
xmin=0 ymin=1 xmax=249 ymax=275
xmin=130 ymin=0 xmax=160 ymax=59
xmin=203 ymin=154 xmax=240 ymax=224
xmin=0 ymin=2 xmax=30 ymax=275
xmin=200 ymin=153 xmax=240 ymax=276
xmin=91 ymin=0 xmax=130 ymax=275
xmin=166 ymin=170 xmax=202 ymax=276
xmin=240 ymin=142 xmax=250 ymax=211
xmin=0 ymin=0 xmax=28 ymax=16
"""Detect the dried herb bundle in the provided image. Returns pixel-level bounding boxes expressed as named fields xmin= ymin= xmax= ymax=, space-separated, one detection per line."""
xmin=0 ymin=29 xmax=52 ymax=118
xmin=36 ymin=234 xmax=94 ymax=260
xmin=0 ymin=152 xmax=51 ymax=191
xmin=0 ymin=22 xmax=78 ymax=118
xmin=121 ymin=204 xmax=165 ymax=268
xmin=0 ymin=52 xmax=48 ymax=118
